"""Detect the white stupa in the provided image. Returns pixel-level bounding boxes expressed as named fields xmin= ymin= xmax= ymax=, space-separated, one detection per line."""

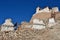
xmin=33 ymin=19 xmax=45 ymax=24
xmin=2 ymin=19 xmax=14 ymax=26
xmin=52 ymin=7 xmax=59 ymax=12
xmin=32 ymin=19 xmax=45 ymax=30
xmin=39 ymin=7 xmax=50 ymax=12
xmin=36 ymin=7 xmax=41 ymax=13
xmin=49 ymin=18 xmax=55 ymax=23
xmin=48 ymin=18 xmax=56 ymax=27
xmin=1 ymin=19 xmax=14 ymax=32
xmin=36 ymin=7 xmax=50 ymax=13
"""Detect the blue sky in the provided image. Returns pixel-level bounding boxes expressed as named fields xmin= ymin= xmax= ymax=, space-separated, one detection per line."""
xmin=0 ymin=0 xmax=60 ymax=24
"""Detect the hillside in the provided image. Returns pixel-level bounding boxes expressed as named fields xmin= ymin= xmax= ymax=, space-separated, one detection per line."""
xmin=0 ymin=21 xmax=60 ymax=40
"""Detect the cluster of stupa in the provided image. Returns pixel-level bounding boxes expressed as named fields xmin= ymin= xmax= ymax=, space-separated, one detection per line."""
xmin=30 ymin=7 xmax=60 ymax=29
xmin=19 ymin=6 xmax=60 ymax=30
xmin=1 ymin=6 xmax=60 ymax=32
